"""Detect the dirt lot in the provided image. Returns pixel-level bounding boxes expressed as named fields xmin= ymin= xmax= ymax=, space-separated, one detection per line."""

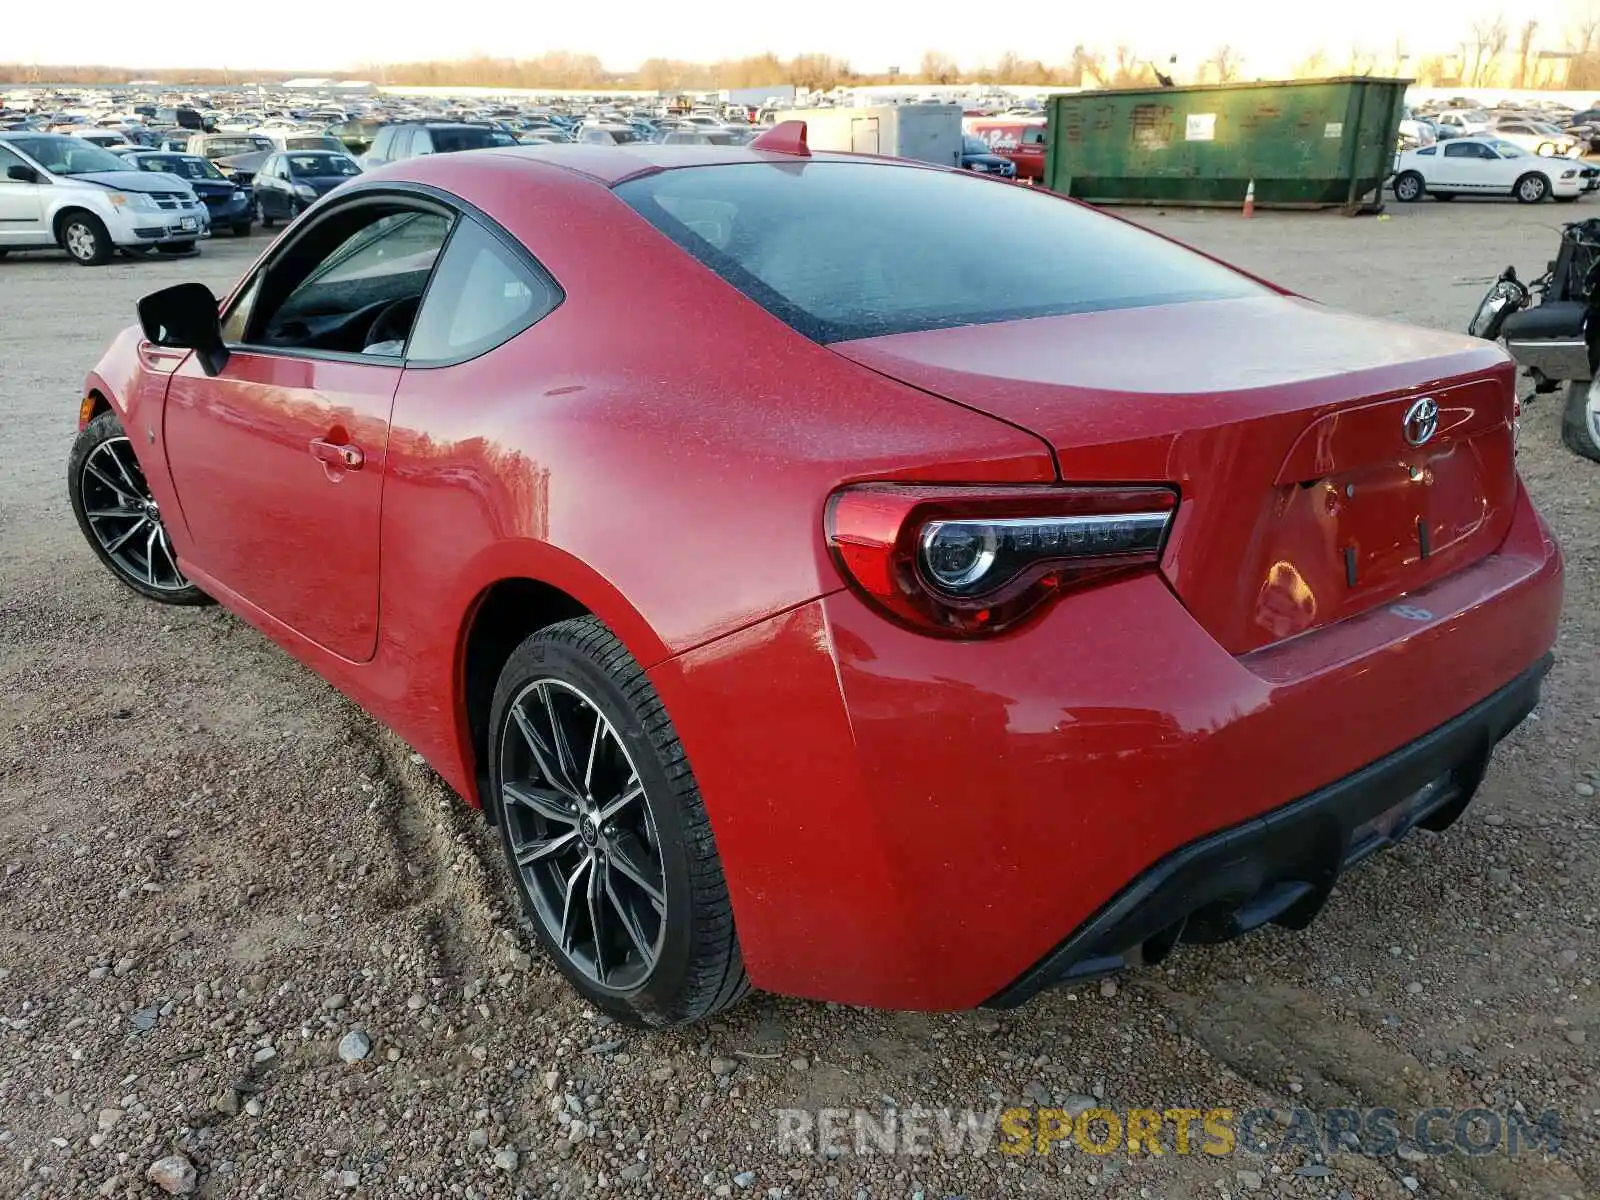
xmin=0 ymin=199 xmax=1595 ymax=1200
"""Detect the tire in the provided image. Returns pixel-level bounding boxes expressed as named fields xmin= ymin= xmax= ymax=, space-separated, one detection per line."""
xmin=1393 ymin=171 xmax=1425 ymax=202
xmin=257 ymin=200 xmax=274 ymax=229
xmin=231 ymin=221 xmax=251 ymax=236
xmin=488 ymin=616 xmax=747 ymax=1026
xmin=1562 ymin=380 xmax=1600 ymax=461
xmin=67 ymin=411 xmax=210 ymax=606
xmin=156 ymin=242 xmax=195 ymax=255
xmin=59 ymin=211 xmax=113 ymax=265
xmin=1515 ymin=173 xmax=1551 ymax=203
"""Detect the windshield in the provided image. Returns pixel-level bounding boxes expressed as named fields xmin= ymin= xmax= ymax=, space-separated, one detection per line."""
xmin=617 ymin=162 xmax=1263 ymax=342
xmin=135 ymin=154 xmax=225 ymax=180
xmin=287 ymin=152 xmax=360 ymax=177
xmin=6 ymin=135 xmax=130 ymax=175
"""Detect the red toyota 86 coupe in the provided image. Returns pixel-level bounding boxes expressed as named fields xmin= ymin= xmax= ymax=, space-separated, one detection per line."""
xmin=68 ymin=128 xmax=1563 ymax=1026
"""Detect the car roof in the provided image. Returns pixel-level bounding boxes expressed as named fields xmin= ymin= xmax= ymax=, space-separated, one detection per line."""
xmin=474 ymin=142 xmax=924 ymax=186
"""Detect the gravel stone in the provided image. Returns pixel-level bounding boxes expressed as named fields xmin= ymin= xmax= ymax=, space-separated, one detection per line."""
xmin=145 ymin=1155 xmax=197 ymax=1194
xmin=337 ymin=1030 xmax=371 ymax=1063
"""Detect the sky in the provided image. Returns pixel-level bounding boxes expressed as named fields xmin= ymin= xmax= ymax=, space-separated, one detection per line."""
xmin=4 ymin=1 xmax=1592 ymax=76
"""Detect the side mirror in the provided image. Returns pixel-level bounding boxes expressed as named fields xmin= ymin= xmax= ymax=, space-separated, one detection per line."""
xmin=137 ymin=282 xmax=229 ymax=376
xmin=6 ymin=164 xmax=38 ymax=183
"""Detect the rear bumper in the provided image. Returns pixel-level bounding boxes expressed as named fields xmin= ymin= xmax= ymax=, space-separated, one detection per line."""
xmin=985 ymin=653 xmax=1550 ymax=1007
xmin=651 ymin=482 xmax=1562 ymax=1011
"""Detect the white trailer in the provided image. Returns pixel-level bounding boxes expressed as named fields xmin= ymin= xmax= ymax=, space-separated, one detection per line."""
xmin=772 ymin=103 xmax=963 ymax=167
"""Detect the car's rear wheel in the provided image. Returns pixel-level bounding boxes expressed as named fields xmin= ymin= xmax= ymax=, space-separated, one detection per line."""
xmin=1393 ymin=170 xmax=1425 ymax=202
xmin=488 ymin=616 xmax=748 ymax=1026
xmin=67 ymin=411 xmax=210 ymax=605
xmin=60 ymin=212 xmax=112 ymax=265
xmin=1515 ymin=173 xmax=1551 ymax=203
xmin=1563 ymin=380 xmax=1600 ymax=461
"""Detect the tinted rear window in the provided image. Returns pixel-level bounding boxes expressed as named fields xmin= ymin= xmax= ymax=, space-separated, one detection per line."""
xmin=616 ymin=162 xmax=1263 ymax=342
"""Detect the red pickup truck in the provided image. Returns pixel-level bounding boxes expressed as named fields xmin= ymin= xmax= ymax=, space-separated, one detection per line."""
xmin=963 ymin=117 xmax=1047 ymax=182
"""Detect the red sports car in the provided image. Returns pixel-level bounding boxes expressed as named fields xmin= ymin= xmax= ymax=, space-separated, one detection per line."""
xmin=68 ymin=128 xmax=1562 ymax=1027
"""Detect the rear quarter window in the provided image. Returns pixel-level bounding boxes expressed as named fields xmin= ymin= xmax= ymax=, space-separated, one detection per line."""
xmin=616 ymin=161 xmax=1263 ymax=342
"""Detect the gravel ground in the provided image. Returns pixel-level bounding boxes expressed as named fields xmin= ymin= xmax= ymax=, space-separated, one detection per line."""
xmin=0 ymin=199 xmax=1595 ymax=1200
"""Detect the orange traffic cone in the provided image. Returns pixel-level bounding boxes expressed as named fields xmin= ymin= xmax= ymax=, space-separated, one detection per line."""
xmin=1242 ymin=178 xmax=1256 ymax=218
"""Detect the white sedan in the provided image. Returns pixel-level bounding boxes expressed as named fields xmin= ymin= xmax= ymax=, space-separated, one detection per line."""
xmin=1392 ymin=138 xmax=1588 ymax=204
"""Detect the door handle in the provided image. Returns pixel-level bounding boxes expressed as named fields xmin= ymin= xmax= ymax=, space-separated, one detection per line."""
xmin=309 ymin=437 xmax=364 ymax=470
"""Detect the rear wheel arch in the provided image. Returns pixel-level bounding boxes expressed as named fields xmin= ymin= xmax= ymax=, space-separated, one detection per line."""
xmin=460 ymin=577 xmax=592 ymax=807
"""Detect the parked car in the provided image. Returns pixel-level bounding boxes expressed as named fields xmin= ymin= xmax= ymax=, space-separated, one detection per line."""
xmin=963 ymin=118 xmax=1047 ymax=181
xmin=1487 ymin=117 xmax=1581 ymax=157
xmin=211 ymin=150 xmax=272 ymax=188
xmin=1393 ymin=138 xmax=1586 ymax=203
xmin=185 ymin=132 xmax=275 ymax=162
xmin=1432 ymin=108 xmax=1492 ymax=136
xmin=251 ymin=150 xmax=361 ymax=226
xmin=259 ymin=131 xmax=348 ymax=154
xmin=69 ymin=138 xmax=1560 ymax=1025
xmin=959 ymin=134 xmax=1019 ymax=178
xmin=0 ymin=132 xmax=203 ymax=263
xmin=120 ymin=151 xmax=253 ymax=236
xmin=360 ymin=122 xmax=518 ymax=169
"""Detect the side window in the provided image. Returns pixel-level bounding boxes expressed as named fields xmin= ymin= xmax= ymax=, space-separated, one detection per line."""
xmin=0 ymin=145 xmax=32 ymax=179
xmin=1416 ymin=146 xmax=1436 ymax=156
xmin=406 ymin=217 xmax=561 ymax=363
xmin=1443 ymin=143 xmax=1474 ymax=158
xmin=229 ymin=207 xmax=453 ymax=356
xmin=413 ymin=130 xmax=434 ymax=156
xmin=1022 ymin=128 xmax=1046 ymax=146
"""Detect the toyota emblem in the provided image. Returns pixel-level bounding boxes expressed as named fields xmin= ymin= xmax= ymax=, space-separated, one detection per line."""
xmin=1403 ymin=397 xmax=1439 ymax=446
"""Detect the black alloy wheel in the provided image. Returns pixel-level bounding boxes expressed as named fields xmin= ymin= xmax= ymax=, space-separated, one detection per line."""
xmin=489 ymin=617 xmax=748 ymax=1025
xmin=67 ymin=411 xmax=209 ymax=605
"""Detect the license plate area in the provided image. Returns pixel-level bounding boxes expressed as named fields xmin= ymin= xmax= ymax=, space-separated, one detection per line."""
xmin=178 ymin=217 xmax=197 ymax=231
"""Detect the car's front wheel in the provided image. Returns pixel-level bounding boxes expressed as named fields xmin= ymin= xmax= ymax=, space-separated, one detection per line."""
xmin=60 ymin=212 xmax=113 ymax=265
xmin=1563 ymin=380 xmax=1600 ymax=461
xmin=1393 ymin=170 xmax=1425 ymax=202
xmin=488 ymin=616 xmax=748 ymax=1026
xmin=67 ymin=411 xmax=210 ymax=605
xmin=256 ymin=200 xmax=274 ymax=229
xmin=1515 ymin=173 xmax=1551 ymax=203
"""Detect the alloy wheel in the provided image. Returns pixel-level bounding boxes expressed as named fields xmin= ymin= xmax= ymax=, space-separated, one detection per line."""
xmin=499 ymin=678 xmax=667 ymax=991
xmin=1588 ymin=381 xmax=1600 ymax=444
xmin=78 ymin=437 xmax=188 ymax=591
xmin=65 ymin=221 xmax=98 ymax=262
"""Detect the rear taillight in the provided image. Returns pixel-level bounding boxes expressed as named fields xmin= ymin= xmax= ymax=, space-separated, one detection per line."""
xmin=825 ymin=484 xmax=1178 ymax=637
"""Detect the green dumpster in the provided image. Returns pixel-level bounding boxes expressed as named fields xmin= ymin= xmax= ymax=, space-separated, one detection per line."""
xmin=1042 ymin=76 xmax=1408 ymax=211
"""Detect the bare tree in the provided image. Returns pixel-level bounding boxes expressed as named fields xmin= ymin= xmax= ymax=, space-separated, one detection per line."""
xmin=1065 ymin=43 xmax=1105 ymax=87
xmin=1295 ymin=48 xmax=1329 ymax=78
xmin=1206 ymin=44 xmax=1242 ymax=83
xmin=1514 ymin=19 xmax=1539 ymax=86
xmin=919 ymin=51 xmax=959 ymax=84
xmin=1109 ymin=44 xmax=1153 ymax=87
xmin=1464 ymin=16 xmax=1510 ymax=86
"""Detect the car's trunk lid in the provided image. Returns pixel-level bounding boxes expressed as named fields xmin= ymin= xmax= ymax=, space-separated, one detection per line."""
xmin=831 ymin=295 xmax=1519 ymax=654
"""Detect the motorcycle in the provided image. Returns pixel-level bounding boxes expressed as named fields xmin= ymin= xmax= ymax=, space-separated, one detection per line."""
xmin=1469 ymin=217 xmax=1600 ymax=462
